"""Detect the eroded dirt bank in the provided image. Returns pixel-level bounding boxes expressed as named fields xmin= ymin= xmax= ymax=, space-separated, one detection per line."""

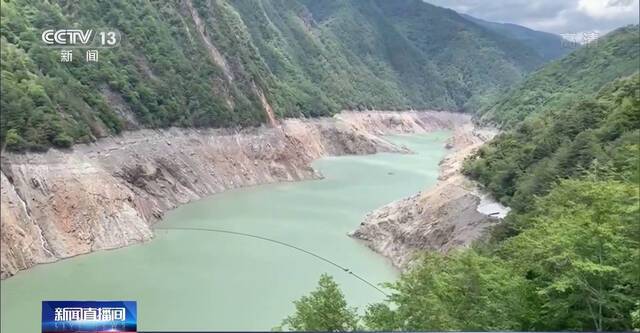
xmin=350 ymin=124 xmax=509 ymax=269
xmin=0 ymin=111 xmax=469 ymax=279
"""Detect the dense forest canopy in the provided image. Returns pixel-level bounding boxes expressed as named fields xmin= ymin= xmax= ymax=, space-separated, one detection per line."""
xmin=465 ymin=73 xmax=640 ymax=211
xmin=0 ymin=0 xmax=564 ymax=151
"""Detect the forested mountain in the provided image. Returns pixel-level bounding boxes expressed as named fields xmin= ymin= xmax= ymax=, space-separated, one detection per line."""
xmin=478 ymin=25 xmax=640 ymax=127
xmin=461 ymin=14 xmax=573 ymax=61
xmin=0 ymin=0 xmax=563 ymax=151
xmin=466 ymin=25 xmax=639 ymax=211
xmin=465 ymin=73 xmax=639 ymax=210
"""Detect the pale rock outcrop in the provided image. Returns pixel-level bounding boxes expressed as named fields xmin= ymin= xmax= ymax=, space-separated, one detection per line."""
xmin=350 ymin=125 xmax=509 ymax=268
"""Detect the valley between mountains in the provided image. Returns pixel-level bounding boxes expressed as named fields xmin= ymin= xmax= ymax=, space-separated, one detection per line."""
xmin=1 ymin=0 xmax=638 ymax=330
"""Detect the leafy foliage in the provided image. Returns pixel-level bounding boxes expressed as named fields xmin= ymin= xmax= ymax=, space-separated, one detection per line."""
xmin=632 ymin=303 xmax=640 ymax=330
xmin=276 ymin=274 xmax=360 ymax=331
xmin=500 ymin=179 xmax=640 ymax=331
xmin=363 ymin=251 xmax=533 ymax=331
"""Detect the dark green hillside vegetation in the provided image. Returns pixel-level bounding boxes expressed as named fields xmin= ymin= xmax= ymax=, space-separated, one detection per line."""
xmin=478 ymin=25 xmax=640 ymax=127
xmin=1 ymin=0 xmax=564 ymax=151
xmin=464 ymin=73 xmax=639 ymax=211
xmin=276 ymin=274 xmax=360 ymax=331
xmin=0 ymin=0 xmax=271 ymax=152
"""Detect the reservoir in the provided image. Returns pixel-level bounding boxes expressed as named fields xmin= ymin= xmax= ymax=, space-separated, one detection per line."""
xmin=1 ymin=132 xmax=449 ymax=332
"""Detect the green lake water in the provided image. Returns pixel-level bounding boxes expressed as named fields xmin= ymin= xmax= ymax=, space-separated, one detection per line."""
xmin=1 ymin=132 xmax=449 ymax=332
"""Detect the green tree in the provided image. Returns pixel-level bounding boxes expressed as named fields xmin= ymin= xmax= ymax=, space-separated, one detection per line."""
xmin=277 ymin=274 xmax=360 ymax=331
xmin=364 ymin=251 xmax=534 ymax=331
xmin=502 ymin=179 xmax=640 ymax=331
xmin=3 ymin=128 xmax=27 ymax=151
xmin=632 ymin=302 xmax=640 ymax=331
xmin=52 ymin=133 xmax=73 ymax=148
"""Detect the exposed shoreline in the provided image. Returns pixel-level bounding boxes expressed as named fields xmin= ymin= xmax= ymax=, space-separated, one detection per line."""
xmin=350 ymin=124 xmax=509 ymax=269
xmin=0 ymin=110 xmax=471 ymax=279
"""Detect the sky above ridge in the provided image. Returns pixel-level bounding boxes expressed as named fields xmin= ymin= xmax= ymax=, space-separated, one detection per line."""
xmin=426 ymin=0 xmax=639 ymax=37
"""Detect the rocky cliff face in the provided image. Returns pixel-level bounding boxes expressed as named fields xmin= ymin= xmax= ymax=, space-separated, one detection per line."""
xmin=350 ymin=125 xmax=510 ymax=268
xmin=0 ymin=111 xmax=469 ymax=279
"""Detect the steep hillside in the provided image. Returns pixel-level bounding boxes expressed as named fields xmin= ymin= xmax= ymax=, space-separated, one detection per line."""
xmin=468 ymin=25 xmax=639 ymax=211
xmin=1 ymin=0 xmax=551 ymax=151
xmin=462 ymin=14 xmax=573 ymax=61
xmin=465 ymin=73 xmax=639 ymax=211
xmin=478 ymin=25 xmax=640 ymax=127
